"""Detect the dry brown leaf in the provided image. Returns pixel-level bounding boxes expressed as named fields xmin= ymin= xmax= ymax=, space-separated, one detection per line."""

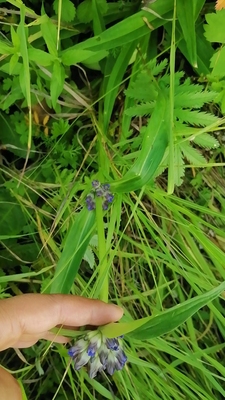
xmin=216 ymin=0 xmax=225 ymax=10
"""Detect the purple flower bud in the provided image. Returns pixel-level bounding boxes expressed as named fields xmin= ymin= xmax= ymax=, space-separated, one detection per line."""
xmin=116 ymin=349 xmax=127 ymax=366
xmin=87 ymin=202 xmax=96 ymax=211
xmin=106 ymin=338 xmax=119 ymax=351
xmin=68 ymin=339 xmax=87 ymax=358
xmin=102 ymin=201 xmax=109 ymax=210
xmin=95 ymin=188 xmax=104 ymax=197
xmin=106 ymin=352 xmax=116 ymax=375
xmin=105 ymin=193 xmax=114 ymax=203
xmin=102 ymin=183 xmax=110 ymax=190
xmin=89 ymin=355 xmax=104 ymax=379
xmin=92 ymin=180 xmax=100 ymax=188
xmin=74 ymin=351 xmax=90 ymax=370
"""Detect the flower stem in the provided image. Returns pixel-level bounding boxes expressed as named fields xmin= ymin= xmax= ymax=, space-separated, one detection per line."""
xmin=95 ymin=196 xmax=108 ymax=303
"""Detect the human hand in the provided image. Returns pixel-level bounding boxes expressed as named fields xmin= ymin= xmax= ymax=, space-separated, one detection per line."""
xmin=0 ymin=294 xmax=123 ymax=399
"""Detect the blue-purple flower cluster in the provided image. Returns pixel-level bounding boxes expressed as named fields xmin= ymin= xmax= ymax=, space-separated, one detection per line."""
xmin=68 ymin=330 xmax=127 ymax=379
xmin=85 ymin=180 xmax=114 ymax=211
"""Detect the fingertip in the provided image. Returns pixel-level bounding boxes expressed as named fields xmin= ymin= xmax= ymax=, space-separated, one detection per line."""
xmin=108 ymin=303 xmax=124 ymax=321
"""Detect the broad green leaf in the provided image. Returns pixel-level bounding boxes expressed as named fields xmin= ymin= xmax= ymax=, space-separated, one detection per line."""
xmin=50 ymin=60 xmax=65 ymax=109
xmin=77 ymin=0 xmax=93 ymax=23
xmin=0 ymin=189 xmax=27 ymax=236
xmin=99 ymin=281 xmax=225 ymax=339
xmin=41 ymin=16 xmax=58 ymax=57
xmin=177 ymin=0 xmax=197 ymax=67
xmin=71 ymin=4 xmax=174 ymax=53
xmin=50 ymin=208 xmax=96 ymax=294
xmin=61 ymin=48 xmax=107 ymax=66
xmin=210 ymin=47 xmax=225 ymax=78
xmin=204 ymin=10 xmax=225 ymax=43
xmin=28 ymin=47 xmax=55 ymax=66
xmin=0 ymin=39 xmax=15 ymax=55
xmin=53 ymin=0 xmax=76 ymax=22
xmin=111 ymin=89 xmax=169 ymax=192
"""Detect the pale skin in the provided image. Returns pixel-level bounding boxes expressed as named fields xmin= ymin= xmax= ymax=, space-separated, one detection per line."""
xmin=0 ymin=294 xmax=123 ymax=399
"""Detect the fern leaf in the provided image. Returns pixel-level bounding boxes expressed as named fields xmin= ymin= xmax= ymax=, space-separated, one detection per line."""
xmin=175 ymin=91 xmax=216 ymax=109
xmin=125 ymin=72 xmax=157 ymax=102
xmin=180 ymin=141 xmax=206 ymax=165
xmin=175 ymin=109 xmax=218 ymax=126
xmin=191 ymin=133 xmax=220 ymax=149
xmin=83 ymin=246 xmax=95 ymax=269
xmin=149 ymin=58 xmax=168 ymax=76
xmin=125 ymin=102 xmax=155 ymax=117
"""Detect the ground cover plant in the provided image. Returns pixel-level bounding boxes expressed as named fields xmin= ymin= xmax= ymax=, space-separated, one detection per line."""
xmin=0 ymin=0 xmax=225 ymax=399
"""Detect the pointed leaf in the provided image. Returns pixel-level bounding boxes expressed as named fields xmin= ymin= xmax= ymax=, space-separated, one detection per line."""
xmin=50 ymin=208 xmax=96 ymax=294
xmin=99 ymin=282 xmax=225 ymax=339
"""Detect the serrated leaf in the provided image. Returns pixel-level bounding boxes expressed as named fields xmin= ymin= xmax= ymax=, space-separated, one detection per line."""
xmin=125 ymin=71 xmax=157 ymax=102
xmin=125 ymin=102 xmax=154 ymax=117
xmin=204 ymin=10 xmax=225 ymax=43
xmin=191 ymin=133 xmax=220 ymax=149
xmin=175 ymin=109 xmax=218 ymax=126
xmin=53 ymin=0 xmax=76 ymax=22
xmin=112 ymin=89 xmax=169 ymax=192
xmin=175 ymin=90 xmax=216 ymax=109
xmin=83 ymin=246 xmax=95 ymax=269
xmin=150 ymin=58 xmax=168 ymax=76
xmin=180 ymin=141 xmax=206 ymax=165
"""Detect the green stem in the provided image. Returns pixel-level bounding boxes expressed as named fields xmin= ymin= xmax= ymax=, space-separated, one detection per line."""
xmin=95 ymin=196 xmax=108 ymax=302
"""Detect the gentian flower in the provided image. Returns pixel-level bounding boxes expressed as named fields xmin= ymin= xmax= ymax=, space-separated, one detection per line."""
xmin=86 ymin=180 xmax=114 ymax=211
xmin=68 ymin=330 xmax=127 ymax=379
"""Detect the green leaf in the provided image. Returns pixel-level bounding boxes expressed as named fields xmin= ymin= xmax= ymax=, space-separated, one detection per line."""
xmin=0 ymin=40 xmax=15 ymax=55
xmin=28 ymin=47 xmax=55 ymax=66
xmin=50 ymin=208 xmax=96 ymax=294
xmin=77 ymin=0 xmax=93 ymax=23
xmin=41 ymin=16 xmax=58 ymax=57
xmin=210 ymin=47 xmax=225 ymax=78
xmin=192 ymin=133 xmax=219 ymax=149
xmin=111 ymin=89 xmax=169 ymax=192
xmin=177 ymin=0 xmax=197 ymax=67
xmin=50 ymin=60 xmax=65 ymax=109
xmin=61 ymin=48 xmax=107 ymax=66
xmin=173 ymin=145 xmax=185 ymax=186
xmin=9 ymin=53 xmax=19 ymax=74
xmin=0 ymin=188 xmax=27 ymax=236
xmin=53 ymin=0 xmax=76 ymax=22
xmin=99 ymin=281 xmax=225 ymax=339
xmin=175 ymin=109 xmax=218 ymax=126
xmin=204 ymin=10 xmax=225 ymax=43
xmin=11 ymin=25 xmax=20 ymax=49
xmin=180 ymin=141 xmax=206 ymax=165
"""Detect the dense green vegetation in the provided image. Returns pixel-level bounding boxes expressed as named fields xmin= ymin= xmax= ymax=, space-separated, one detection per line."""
xmin=0 ymin=0 xmax=225 ymax=399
